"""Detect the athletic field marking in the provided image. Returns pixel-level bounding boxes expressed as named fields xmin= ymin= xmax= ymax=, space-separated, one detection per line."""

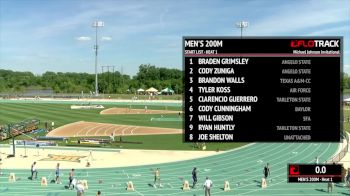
xmin=176 ymin=143 xmax=314 ymax=196
xmin=121 ymin=126 xmax=133 ymax=136
xmin=2 ymin=143 xmax=276 ymax=177
xmin=47 ymin=172 xmax=52 ymax=180
xmin=236 ymin=143 xmax=332 ymax=196
xmin=132 ymin=174 xmax=141 ymax=177
xmin=123 ymin=170 xmax=130 ymax=179
xmin=76 ymin=123 xmax=104 ymax=136
xmin=167 ymin=183 xmax=174 ymax=188
xmin=40 ymin=154 xmax=86 ymax=162
xmin=90 ymin=124 xmax=111 ymax=136
xmin=203 ymin=169 xmax=211 ymax=172
xmin=116 ymin=143 xmax=280 ymax=174
xmin=75 ymin=122 xmax=93 ymax=136
xmin=110 ymin=125 xmax=126 ymax=136
xmin=162 ymin=143 xmax=330 ymax=196
xmin=130 ymin=127 xmax=138 ymax=135
xmin=134 ymin=189 xmax=145 ymax=196
xmin=0 ymin=142 xmax=339 ymax=196
xmin=95 ymin=124 xmax=115 ymax=136
xmin=85 ymin=124 xmax=109 ymax=136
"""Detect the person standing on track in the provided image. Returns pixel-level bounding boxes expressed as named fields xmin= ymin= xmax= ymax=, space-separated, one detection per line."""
xmin=55 ymin=163 xmax=61 ymax=184
xmin=76 ymin=180 xmax=85 ymax=196
xmin=69 ymin=168 xmax=75 ymax=189
xmin=30 ymin=162 xmax=38 ymax=180
xmin=154 ymin=168 xmax=161 ymax=188
xmin=263 ymin=163 xmax=270 ymax=179
xmin=327 ymin=181 xmax=334 ymax=193
xmin=192 ymin=167 xmax=198 ymax=188
xmin=203 ymin=176 xmax=213 ymax=196
xmin=346 ymin=168 xmax=350 ymax=186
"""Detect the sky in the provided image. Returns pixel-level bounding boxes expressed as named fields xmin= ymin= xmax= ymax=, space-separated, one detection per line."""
xmin=0 ymin=0 xmax=349 ymax=76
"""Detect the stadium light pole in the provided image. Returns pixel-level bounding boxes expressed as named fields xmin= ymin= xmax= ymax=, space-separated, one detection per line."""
xmin=92 ymin=20 xmax=104 ymax=96
xmin=236 ymin=21 xmax=249 ymax=38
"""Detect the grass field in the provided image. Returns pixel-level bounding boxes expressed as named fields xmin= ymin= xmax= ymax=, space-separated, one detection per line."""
xmin=343 ymin=106 xmax=350 ymax=133
xmin=0 ymin=101 xmax=344 ymax=195
xmin=59 ymin=135 xmax=247 ymax=151
xmin=99 ymin=93 xmax=183 ymax=100
xmin=0 ymin=102 xmax=245 ymax=151
xmin=0 ymin=103 xmax=181 ymax=129
xmin=0 ymin=93 xmax=183 ymax=100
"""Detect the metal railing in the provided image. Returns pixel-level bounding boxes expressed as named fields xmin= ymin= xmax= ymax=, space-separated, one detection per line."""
xmin=327 ymin=132 xmax=349 ymax=163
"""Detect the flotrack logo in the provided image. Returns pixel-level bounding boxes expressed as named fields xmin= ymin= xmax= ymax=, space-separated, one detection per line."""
xmin=290 ymin=40 xmax=339 ymax=48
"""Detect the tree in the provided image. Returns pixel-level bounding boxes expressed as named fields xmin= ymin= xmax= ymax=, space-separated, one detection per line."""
xmin=0 ymin=65 xmax=184 ymax=94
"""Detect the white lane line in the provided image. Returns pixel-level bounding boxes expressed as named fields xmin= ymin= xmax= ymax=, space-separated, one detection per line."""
xmin=237 ymin=143 xmax=332 ymax=196
xmin=85 ymin=124 xmax=110 ymax=136
xmin=94 ymin=124 xmax=115 ymax=136
xmin=105 ymin=125 xmax=125 ymax=136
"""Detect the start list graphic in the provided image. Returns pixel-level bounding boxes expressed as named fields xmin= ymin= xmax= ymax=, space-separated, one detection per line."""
xmin=183 ymin=37 xmax=342 ymax=142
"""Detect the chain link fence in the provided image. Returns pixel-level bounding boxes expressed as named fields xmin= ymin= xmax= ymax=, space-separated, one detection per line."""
xmin=327 ymin=132 xmax=349 ymax=163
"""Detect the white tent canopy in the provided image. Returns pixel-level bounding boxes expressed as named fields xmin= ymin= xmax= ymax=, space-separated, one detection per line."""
xmin=145 ymin=87 xmax=158 ymax=93
xmin=161 ymin=87 xmax=175 ymax=94
xmin=137 ymin=88 xmax=145 ymax=92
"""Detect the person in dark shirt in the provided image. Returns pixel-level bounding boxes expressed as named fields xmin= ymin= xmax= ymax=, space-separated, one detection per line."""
xmin=192 ymin=167 xmax=198 ymax=188
xmin=263 ymin=163 xmax=270 ymax=179
xmin=68 ymin=168 xmax=75 ymax=189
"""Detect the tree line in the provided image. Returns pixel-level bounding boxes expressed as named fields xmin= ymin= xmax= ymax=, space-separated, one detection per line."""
xmin=0 ymin=64 xmax=183 ymax=94
xmin=343 ymin=73 xmax=350 ymax=91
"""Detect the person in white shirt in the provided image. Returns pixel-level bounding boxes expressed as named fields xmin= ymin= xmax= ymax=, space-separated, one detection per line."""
xmin=315 ymin=156 xmax=319 ymax=164
xmin=30 ymin=162 xmax=37 ymax=180
xmin=203 ymin=176 xmax=213 ymax=196
xmin=76 ymin=180 xmax=84 ymax=196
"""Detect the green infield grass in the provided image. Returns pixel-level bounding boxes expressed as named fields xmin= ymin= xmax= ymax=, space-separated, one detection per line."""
xmin=343 ymin=105 xmax=350 ymax=133
xmin=57 ymin=134 xmax=247 ymax=151
xmin=0 ymin=103 xmax=181 ymax=128
xmin=0 ymin=102 xmax=246 ymax=150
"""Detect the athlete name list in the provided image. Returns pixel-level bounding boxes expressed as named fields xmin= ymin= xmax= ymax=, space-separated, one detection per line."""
xmin=184 ymin=37 xmax=342 ymax=142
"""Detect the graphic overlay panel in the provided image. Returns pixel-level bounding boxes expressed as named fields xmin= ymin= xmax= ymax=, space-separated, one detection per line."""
xmin=288 ymin=164 xmax=343 ymax=183
xmin=183 ymin=37 xmax=342 ymax=142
